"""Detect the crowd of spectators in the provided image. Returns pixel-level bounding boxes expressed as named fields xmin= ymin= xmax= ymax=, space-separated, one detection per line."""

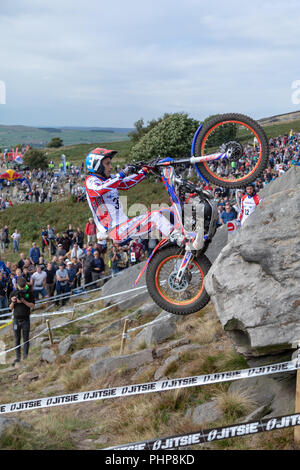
xmin=0 ymin=128 xmax=299 ymax=310
xmin=0 ymin=164 xmax=86 ymax=208
xmin=0 ymin=220 xmax=110 ymax=315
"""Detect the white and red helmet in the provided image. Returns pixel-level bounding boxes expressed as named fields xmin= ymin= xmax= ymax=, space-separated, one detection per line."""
xmin=86 ymin=148 xmax=117 ymax=175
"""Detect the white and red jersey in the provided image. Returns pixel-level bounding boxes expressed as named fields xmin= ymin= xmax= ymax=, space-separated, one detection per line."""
xmin=238 ymin=193 xmax=261 ymax=225
xmin=84 ymin=171 xmax=147 ymax=234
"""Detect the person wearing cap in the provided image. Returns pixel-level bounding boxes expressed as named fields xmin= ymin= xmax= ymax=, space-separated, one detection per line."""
xmin=55 ymin=263 xmax=69 ymax=306
xmin=56 ymin=243 xmax=67 ymax=258
xmin=66 ymin=261 xmax=77 ymax=293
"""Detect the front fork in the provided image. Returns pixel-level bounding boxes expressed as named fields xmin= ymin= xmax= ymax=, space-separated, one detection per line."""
xmin=175 ymin=251 xmax=194 ymax=284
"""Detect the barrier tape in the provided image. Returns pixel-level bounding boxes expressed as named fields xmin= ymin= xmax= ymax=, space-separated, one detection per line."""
xmin=76 ymin=284 xmax=147 ymax=307
xmin=104 ymin=412 xmax=300 ymax=450
xmin=0 ymin=357 xmax=299 ymax=415
xmin=0 ymin=320 xmax=12 ymax=330
xmin=31 ymin=309 xmax=74 ymax=318
xmin=0 ymin=302 xmax=120 ymax=357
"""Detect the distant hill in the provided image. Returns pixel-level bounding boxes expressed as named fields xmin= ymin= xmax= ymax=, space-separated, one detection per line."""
xmin=0 ymin=124 xmax=132 ymax=149
xmin=258 ymin=110 xmax=300 ymax=125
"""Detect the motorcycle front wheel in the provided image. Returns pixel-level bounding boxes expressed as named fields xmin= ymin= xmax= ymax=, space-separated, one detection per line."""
xmin=146 ymin=245 xmax=211 ymax=315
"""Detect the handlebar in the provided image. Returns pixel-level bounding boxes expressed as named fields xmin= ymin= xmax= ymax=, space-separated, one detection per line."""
xmin=132 ymin=156 xmax=203 ymax=171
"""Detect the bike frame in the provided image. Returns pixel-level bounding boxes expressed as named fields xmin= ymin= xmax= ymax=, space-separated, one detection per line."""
xmin=133 ymin=163 xmax=194 ymax=287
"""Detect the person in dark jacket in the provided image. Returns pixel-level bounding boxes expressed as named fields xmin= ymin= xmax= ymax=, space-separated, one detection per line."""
xmin=83 ymin=247 xmax=94 ymax=288
xmin=9 ymin=277 xmax=35 ymax=366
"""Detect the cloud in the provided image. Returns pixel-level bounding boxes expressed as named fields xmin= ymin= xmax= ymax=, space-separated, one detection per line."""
xmin=0 ymin=0 xmax=300 ymax=126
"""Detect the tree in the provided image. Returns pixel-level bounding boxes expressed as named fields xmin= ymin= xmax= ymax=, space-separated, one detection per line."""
xmin=129 ymin=112 xmax=200 ymax=162
xmin=47 ymin=137 xmax=64 ymax=148
xmin=128 ymin=114 xmax=174 ymax=145
xmin=23 ymin=149 xmax=49 ymax=170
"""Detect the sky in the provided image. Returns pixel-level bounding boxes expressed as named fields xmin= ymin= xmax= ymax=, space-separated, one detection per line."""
xmin=1 ymin=0 xmax=300 ymax=127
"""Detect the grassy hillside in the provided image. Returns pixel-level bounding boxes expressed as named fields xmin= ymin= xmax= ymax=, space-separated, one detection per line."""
xmin=0 ymin=125 xmax=130 ymax=149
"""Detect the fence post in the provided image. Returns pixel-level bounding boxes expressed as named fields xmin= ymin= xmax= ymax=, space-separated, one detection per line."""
xmin=120 ymin=319 xmax=129 ymax=355
xmin=294 ymin=341 xmax=300 ymax=446
xmin=46 ymin=319 xmax=54 ymax=348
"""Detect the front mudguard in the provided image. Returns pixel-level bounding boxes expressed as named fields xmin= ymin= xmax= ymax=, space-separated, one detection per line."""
xmin=134 ymin=238 xmax=174 ymax=286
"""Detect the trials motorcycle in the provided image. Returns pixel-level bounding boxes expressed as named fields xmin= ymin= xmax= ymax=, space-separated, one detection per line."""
xmin=133 ymin=113 xmax=269 ymax=315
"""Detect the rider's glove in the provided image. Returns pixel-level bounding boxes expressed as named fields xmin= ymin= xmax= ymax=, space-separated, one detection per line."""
xmin=147 ymin=157 xmax=162 ymax=167
xmin=121 ymin=164 xmax=139 ymax=176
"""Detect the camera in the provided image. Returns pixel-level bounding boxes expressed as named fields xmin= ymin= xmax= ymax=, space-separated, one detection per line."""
xmin=15 ymin=290 xmax=27 ymax=301
xmin=15 ymin=285 xmax=30 ymax=301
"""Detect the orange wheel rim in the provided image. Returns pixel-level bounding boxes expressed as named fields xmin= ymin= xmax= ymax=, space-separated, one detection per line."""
xmin=200 ymin=120 xmax=263 ymax=184
xmin=154 ymin=255 xmax=204 ymax=306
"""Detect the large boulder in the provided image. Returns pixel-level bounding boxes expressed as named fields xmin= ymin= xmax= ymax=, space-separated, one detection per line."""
xmin=90 ymin=349 xmax=154 ymax=379
xmin=205 ymin=167 xmax=300 ymax=358
xmin=101 ymin=263 xmax=152 ymax=310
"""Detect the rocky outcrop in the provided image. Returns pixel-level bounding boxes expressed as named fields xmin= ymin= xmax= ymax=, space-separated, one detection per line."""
xmin=71 ymin=346 xmax=110 ymax=363
xmin=205 ymin=167 xmax=300 ymax=358
xmin=101 ymin=263 xmax=152 ymax=310
xmin=90 ymin=349 xmax=154 ymax=379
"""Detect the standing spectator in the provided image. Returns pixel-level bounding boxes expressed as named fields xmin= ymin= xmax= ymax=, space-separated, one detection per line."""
xmin=129 ymin=240 xmax=144 ymax=265
xmin=0 ymin=271 xmax=8 ymax=314
xmin=29 ymin=243 xmax=41 ymax=266
xmin=92 ymin=251 xmax=105 ymax=284
xmin=24 ymin=258 xmax=35 ymax=275
xmin=12 ymin=268 xmax=23 ymax=292
xmin=41 ymin=227 xmax=49 ymax=254
xmin=56 ymin=244 xmax=67 ymax=258
xmin=96 ymin=236 xmax=107 ymax=255
xmin=3 ymin=226 xmax=9 ymax=249
xmin=68 ymin=242 xmax=84 ymax=260
xmin=117 ymin=246 xmax=128 ymax=271
xmin=45 ymin=262 xmax=56 ymax=299
xmin=17 ymin=252 xmax=26 ymax=271
xmin=238 ymin=184 xmax=262 ymax=226
xmin=11 ymin=229 xmax=21 ymax=253
xmin=30 ymin=265 xmax=48 ymax=301
xmin=9 ymin=277 xmax=35 ymax=366
xmin=61 ymin=232 xmax=71 ymax=252
xmin=55 ymin=263 xmax=69 ymax=306
xmin=220 ymin=203 xmax=237 ymax=225
xmin=66 ymin=224 xmax=74 ymax=246
xmin=38 ymin=256 xmax=46 ymax=270
xmin=85 ymin=218 xmax=97 ymax=244
xmin=109 ymin=245 xmax=120 ymax=277
xmin=83 ymin=247 xmax=94 ymax=287
xmin=71 ymin=257 xmax=83 ymax=289
xmin=46 ymin=224 xmax=56 ymax=256
xmin=76 ymin=227 xmax=84 ymax=248
xmin=0 ymin=228 xmax=6 ymax=254
xmin=66 ymin=261 xmax=77 ymax=292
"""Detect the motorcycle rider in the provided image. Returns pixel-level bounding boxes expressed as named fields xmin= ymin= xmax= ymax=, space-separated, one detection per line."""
xmin=84 ymin=148 xmax=195 ymax=246
xmin=238 ymin=183 xmax=261 ymax=226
